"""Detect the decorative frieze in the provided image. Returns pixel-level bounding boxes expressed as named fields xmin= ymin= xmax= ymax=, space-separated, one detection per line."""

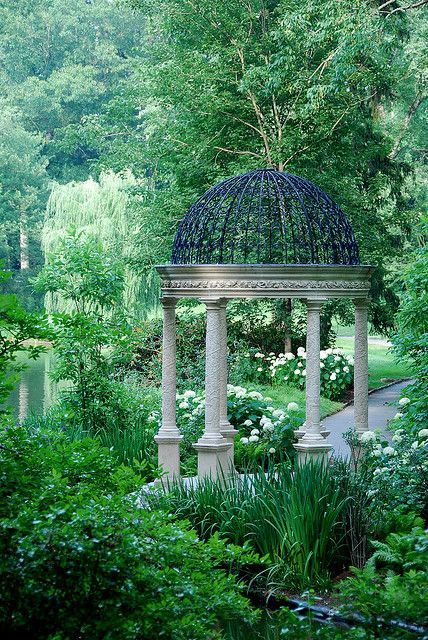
xmin=162 ymin=279 xmax=371 ymax=291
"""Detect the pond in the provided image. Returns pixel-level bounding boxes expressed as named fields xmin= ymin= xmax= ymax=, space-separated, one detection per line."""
xmin=6 ymin=351 xmax=58 ymax=419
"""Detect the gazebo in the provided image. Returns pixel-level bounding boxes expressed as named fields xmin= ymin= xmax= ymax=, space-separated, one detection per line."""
xmin=155 ymin=168 xmax=374 ymax=480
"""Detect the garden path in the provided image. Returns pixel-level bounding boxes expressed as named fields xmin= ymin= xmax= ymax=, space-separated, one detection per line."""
xmin=325 ymin=379 xmax=412 ymax=458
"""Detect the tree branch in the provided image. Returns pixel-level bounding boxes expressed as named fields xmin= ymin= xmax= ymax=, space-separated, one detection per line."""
xmin=389 ymin=91 xmax=426 ymax=159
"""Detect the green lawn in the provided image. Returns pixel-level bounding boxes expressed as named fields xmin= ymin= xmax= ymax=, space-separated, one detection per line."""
xmin=257 ymin=383 xmax=343 ymax=418
xmin=253 ymin=337 xmax=413 ymax=418
xmin=336 ymin=337 xmax=414 ymax=390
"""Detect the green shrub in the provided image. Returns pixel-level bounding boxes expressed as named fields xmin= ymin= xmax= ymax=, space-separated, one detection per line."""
xmin=0 ymin=425 xmax=256 ymax=638
xmin=358 ymin=427 xmax=428 ymax=521
xmin=339 ymin=528 xmax=428 ymax=627
xmin=238 ymin=347 xmax=354 ymax=400
xmin=392 ymin=236 xmax=428 ymax=440
xmin=150 ymin=385 xmax=303 ymax=474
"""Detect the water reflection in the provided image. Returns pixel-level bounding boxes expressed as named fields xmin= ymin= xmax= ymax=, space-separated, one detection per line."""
xmin=7 ymin=351 xmax=58 ymax=419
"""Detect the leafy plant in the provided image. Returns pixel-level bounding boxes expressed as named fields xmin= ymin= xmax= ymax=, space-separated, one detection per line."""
xmin=0 ymin=424 xmax=256 ymax=638
xmin=154 ymin=461 xmax=347 ymax=590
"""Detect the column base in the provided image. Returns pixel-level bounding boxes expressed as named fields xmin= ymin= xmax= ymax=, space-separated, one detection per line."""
xmin=220 ymin=422 xmax=238 ymax=471
xmin=155 ymin=433 xmax=183 ymax=481
xmin=193 ymin=437 xmax=232 ymax=481
xmin=294 ymin=428 xmax=331 ymax=439
xmin=293 ymin=437 xmax=332 ymax=465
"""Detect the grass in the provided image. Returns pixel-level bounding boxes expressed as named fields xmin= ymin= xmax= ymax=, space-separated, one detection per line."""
xmin=336 ymin=337 xmax=414 ymax=390
xmin=257 ymin=383 xmax=343 ymax=418
xmin=254 ymin=336 xmax=414 ymax=417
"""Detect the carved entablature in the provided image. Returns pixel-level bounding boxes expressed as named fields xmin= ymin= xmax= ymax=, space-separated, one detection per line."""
xmin=155 ymin=265 xmax=374 ymax=300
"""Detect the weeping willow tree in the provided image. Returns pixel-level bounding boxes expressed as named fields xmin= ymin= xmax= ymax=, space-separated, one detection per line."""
xmin=41 ymin=171 xmax=160 ymax=319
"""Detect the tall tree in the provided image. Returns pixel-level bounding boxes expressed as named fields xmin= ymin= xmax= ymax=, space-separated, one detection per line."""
xmin=112 ymin=0 xmax=423 ymax=330
xmin=41 ymin=171 xmax=158 ymax=318
xmin=0 ymin=107 xmax=48 ymax=272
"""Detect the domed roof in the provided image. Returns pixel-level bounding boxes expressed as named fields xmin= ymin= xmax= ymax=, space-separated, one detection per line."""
xmin=172 ymin=169 xmax=360 ymax=266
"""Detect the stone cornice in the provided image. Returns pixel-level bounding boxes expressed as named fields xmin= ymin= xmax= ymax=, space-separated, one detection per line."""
xmin=156 ymin=264 xmax=374 ymax=300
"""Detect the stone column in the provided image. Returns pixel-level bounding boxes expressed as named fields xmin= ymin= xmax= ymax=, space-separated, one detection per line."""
xmin=155 ymin=298 xmax=182 ymax=480
xmin=354 ymin=298 xmax=370 ymax=437
xmin=218 ymin=299 xmax=238 ymax=470
xmin=294 ymin=299 xmax=332 ymax=463
xmin=194 ymin=298 xmax=231 ymax=480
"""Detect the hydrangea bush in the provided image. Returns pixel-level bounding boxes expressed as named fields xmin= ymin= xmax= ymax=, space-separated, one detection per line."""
xmin=151 ymin=386 xmax=303 ymax=472
xmin=240 ymin=347 xmax=354 ymax=400
xmin=359 ymin=414 xmax=428 ymax=518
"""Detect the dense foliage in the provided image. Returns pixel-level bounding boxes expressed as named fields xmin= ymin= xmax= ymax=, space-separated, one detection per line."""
xmin=0 ymin=425 xmax=256 ymax=639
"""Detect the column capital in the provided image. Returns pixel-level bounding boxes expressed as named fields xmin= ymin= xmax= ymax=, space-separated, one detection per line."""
xmin=200 ymin=297 xmax=223 ymax=310
xmin=306 ymin=298 xmax=325 ymax=311
xmin=353 ymin=297 xmax=370 ymax=309
xmin=161 ymin=297 xmax=177 ymax=309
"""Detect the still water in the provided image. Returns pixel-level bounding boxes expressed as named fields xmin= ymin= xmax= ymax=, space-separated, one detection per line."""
xmin=7 ymin=351 xmax=58 ymax=419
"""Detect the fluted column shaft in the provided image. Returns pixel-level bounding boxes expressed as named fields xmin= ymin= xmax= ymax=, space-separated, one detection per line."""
xmin=304 ymin=300 xmax=322 ymax=435
xmin=294 ymin=299 xmax=332 ymax=462
xmin=354 ymin=299 xmax=369 ymax=436
xmin=194 ymin=298 xmax=230 ymax=479
xmin=218 ymin=300 xmax=238 ymax=468
xmin=155 ymin=298 xmax=182 ymax=479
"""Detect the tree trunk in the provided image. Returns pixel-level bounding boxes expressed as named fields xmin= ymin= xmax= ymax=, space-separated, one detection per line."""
xmin=282 ymin=298 xmax=293 ymax=353
xmin=20 ymin=210 xmax=29 ymax=269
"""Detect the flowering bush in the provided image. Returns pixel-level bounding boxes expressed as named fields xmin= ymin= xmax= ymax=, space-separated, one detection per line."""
xmin=241 ymin=347 xmax=354 ymax=400
xmin=151 ymin=386 xmax=303 ymax=472
xmin=359 ymin=422 xmax=428 ymax=519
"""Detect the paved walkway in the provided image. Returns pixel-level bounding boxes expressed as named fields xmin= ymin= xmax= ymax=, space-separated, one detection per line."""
xmin=324 ymin=379 xmax=412 ymax=458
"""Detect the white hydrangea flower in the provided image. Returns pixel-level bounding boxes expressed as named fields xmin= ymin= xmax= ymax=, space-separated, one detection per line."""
xmin=255 ymin=352 xmax=264 ymax=358
xmin=326 ymin=348 xmax=333 ymax=355
xmin=179 ymin=401 xmax=189 ymax=409
xmin=240 ymin=437 xmax=249 ymax=445
xmin=297 ymin=361 xmax=303 ymax=367
xmin=294 ymin=369 xmax=301 ymax=375
xmin=263 ymin=424 xmax=274 ymax=433
xmin=399 ymin=397 xmax=410 ymax=406
xmin=335 ymin=368 xmax=340 ymax=373
xmin=320 ymin=350 xmax=328 ymax=360
xmin=284 ymin=375 xmax=289 ymax=381
xmin=392 ymin=434 xmax=402 ymax=443
xmin=302 ymin=370 xmax=306 ymax=376
xmin=249 ymin=435 xmax=259 ymax=443
xmin=287 ymin=402 xmax=299 ymax=411
xmin=343 ymin=366 xmax=349 ymax=373
xmin=393 ymin=412 xmax=403 ymax=420
xmin=257 ymin=367 xmax=263 ymax=372
xmin=285 ymin=352 xmax=295 ymax=360
xmin=269 ymin=447 xmax=276 ymax=454
xmin=297 ymin=346 xmax=305 ymax=356
xmin=346 ymin=355 xmax=354 ymax=365
xmin=183 ymin=390 xmax=196 ymax=399
xmin=243 ymin=419 xmax=253 ymax=427
xmin=383 ymin=446 xmax=395 ymax=456
xmin=411 ymin=441 xmax=419 ymax=449
xmin=248 ymin=391 xmax=263 ymax=400
xmin=320 ymin=362 xmax=325 ymax=368
xmin=330 ymin=373 xmax=337 ymax=381
xmin=334 ymin=356 xmax=341 ymax=362
xmin=272 ymin=409 xmax=284 ymax=418
xmin=250 ymin=428 xmax=260 ymax=436
xmin=372 ymin=449 xmax=382 ymax=457
xmin=360 ymin=430 xmax=377 ymax=443
xmin=418 ymin=429 xmax=428 ymax=439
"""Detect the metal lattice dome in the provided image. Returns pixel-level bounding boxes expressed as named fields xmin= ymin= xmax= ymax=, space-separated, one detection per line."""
xmin=172 ymin=169 xmax=360 ymax=265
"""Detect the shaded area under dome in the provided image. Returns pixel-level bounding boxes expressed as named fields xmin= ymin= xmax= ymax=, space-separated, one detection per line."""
xmin=172 ymin=169 xmax=360 ymax=266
